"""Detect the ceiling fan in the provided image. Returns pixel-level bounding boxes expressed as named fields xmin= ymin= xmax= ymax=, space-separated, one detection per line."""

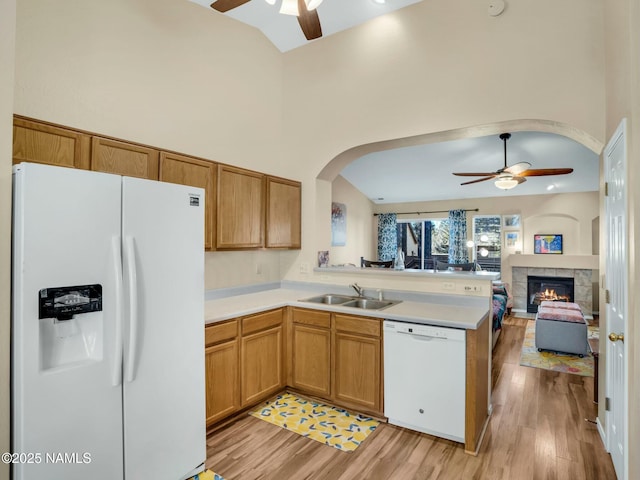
xmin=453 ymin=133 xmax=574 ymax=190
xmin=211 ymin=0 xmax=323 ymax=41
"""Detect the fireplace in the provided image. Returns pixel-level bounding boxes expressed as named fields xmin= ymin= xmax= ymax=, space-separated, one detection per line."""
xmin=527 ymin=276 xmax=575 ymax=313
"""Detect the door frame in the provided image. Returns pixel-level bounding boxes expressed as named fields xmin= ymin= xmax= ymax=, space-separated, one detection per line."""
xmin=604 ymin=118 xmax=629 ymax=480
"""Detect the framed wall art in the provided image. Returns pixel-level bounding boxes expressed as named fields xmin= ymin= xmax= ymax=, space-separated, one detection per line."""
xmin=502 ymin=214 xmax=521 ymax=229
xmin=331 ymin=202 xmax=347 ymax=246
xmin=504 ymin=231 xmax=521 ymax=250
xmin=534 ymin=234 xmax=563 ymax=254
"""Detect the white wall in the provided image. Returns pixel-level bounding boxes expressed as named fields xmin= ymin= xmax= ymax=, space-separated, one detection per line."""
xmin=13 ymin=0 xmax=289 ymax=291
xmin=330 ymin=175 xmax=375 ymax=266
xmin=281 ymin=0 xmax=606 ymax=292
xmin=604 ymin=0 xmax=640 ymax=475
xmin=0 ymin=0 xmax=16 ymax=477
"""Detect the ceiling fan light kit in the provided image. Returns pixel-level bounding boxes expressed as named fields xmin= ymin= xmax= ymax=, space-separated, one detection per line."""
xmin=279 ymin=0 xmax=299 ymax=15
xmin=494 ymin=176 xmax=519 ymax=190
xmin=276 ymin=0 xmax=323 ymax=15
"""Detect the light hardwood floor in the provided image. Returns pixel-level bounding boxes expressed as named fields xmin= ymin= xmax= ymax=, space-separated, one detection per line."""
xmin=205 ymin=316 xmax=616 ymax=479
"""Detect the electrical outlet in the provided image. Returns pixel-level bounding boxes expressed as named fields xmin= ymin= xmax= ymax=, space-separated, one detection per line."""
xmin=255 ymin=263 xmax=262 ymax=275
xmin=300 ymin=262 xmax=310 ymax=274
xmin=442 ymin=282 xmax=455 ymax=290
xmin=464 ymin=285 xmax=482 ymax=293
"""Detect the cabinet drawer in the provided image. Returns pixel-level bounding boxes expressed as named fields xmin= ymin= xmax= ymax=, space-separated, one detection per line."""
xmin=292 ymin=308 xmax=331 ymax=328
xmin=205 ymin=319 xmax=238 ymax=347
xmin=334 ymin=314 xmax=381 ymax=337
xmin=242 ymin=309 xmax=283 ymax=336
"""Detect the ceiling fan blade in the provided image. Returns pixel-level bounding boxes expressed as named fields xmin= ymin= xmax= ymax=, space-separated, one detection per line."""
xmin=210 ymin=0 xmax=251 ymax=13
xmin=519 ymin=168 xmax=574 ymax=177
xmin=297 ymin=0 xmax=322 ymax=40
xmin=453 ymin=172 xmax=499 ymax=177
xmin=515 ymin=176 xmax=527 ymax=184
xmin=460 ymin=176 xmax=496 ymax=186
xmin=504 ymin=161 xmax=531 ymax=175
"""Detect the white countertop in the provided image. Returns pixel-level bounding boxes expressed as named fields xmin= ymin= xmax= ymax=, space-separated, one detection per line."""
xmin=314 ymin=266 xmax=500 ymax=281
xmin=204 ymin=286 xmax=490 ymax=330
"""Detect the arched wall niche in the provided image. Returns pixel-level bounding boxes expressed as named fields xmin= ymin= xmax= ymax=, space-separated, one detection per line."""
xmin=524 ymin=213 xmax=581 ymax=255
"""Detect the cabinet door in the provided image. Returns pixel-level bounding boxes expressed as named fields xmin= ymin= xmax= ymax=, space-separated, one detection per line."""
xmin=216 ymin=165 xmax=264 ymax=249
xmin=241 ymin=325 xmax=283 ymax=406
xmin=205 ymin=340 xmax=240 ymax=425
xmin=91 ymin=136 xmax=159 ymax=179
xmin=13 ymin=117 xmax=90 ymax=169
xmin=333 ymin=332 xmax=381 ymax=413
xmin=266 ymin=176 xmax=301 ymax=249
xmin=291 ymin=324 xmax=331 ymax=397
xmin=159 ymin=152 xmax=216 ymax=250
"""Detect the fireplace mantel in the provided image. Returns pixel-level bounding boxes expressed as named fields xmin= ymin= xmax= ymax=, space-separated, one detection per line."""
xmin=507 ymin=254 xmax=599 ymax=270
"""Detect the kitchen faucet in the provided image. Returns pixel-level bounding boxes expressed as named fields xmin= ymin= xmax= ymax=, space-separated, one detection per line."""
xmin=350 ymin=283 xmax=365 ymax=297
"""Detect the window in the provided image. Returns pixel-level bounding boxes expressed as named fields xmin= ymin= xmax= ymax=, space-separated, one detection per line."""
xmin=472 ymin=215 xmax=501 ymax=272
xmin=396 ymin=218 xmax=449 ymax=270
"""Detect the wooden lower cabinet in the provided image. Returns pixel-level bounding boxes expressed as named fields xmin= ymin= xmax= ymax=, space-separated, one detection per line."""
xmin=289 ymin=309 xmax=383 ymax=415
xmin=241 ymin=324 xmax=284 ymax=406
xmin=290 ymin=323 xmax=331 ymax=397
xmin=205 ymin=310 xmax=285 ymax=426
xmin=205 ymin=338 xmax=239 ymax=425
xmin=333 ymin=331 xmax=381 ymax=413
xmin=206 ymin=307 xmax=386 ymax=426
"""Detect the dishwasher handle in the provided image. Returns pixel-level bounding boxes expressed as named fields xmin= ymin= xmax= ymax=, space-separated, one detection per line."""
xmin=406 ymin=333 xmax=447 ymax=342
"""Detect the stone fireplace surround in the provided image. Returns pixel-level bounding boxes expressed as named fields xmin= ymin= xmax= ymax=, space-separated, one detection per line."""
xmin=512 ymin=267 xmax=593 ymax=317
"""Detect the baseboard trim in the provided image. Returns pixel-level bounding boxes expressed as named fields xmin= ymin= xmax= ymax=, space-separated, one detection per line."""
xmin=597 ymin=416 xmax=608 ymax=452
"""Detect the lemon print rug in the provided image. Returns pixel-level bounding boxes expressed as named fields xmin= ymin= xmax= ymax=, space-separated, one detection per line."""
xmin=519 ymin=320 xmax=596 ymax=376
xmin=191 ymin=470 xmax=224 ymax=480
xmin=250 ymin=392 xmax=379 ymax=452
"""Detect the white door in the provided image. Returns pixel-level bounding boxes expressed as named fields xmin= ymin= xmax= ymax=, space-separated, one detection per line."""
xmin=121 ymin=177 xmax=206 ymax=480
xmin=604 ymin=119 xmax=628 ymax=480
xmin=12 ymin=163 xmax=124 ymax=480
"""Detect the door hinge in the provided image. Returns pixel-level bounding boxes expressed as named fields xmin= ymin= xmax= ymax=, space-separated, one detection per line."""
xmin=605 ymin=397 xmax=611 ymax=411
xmin=605 ymin=182 xmax=609 ymax=196
xmin=605 ymin=289 xmax=611 ymax=304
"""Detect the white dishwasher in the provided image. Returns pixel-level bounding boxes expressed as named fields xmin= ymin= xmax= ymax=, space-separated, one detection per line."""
xmin=383 ymin=320 xmax=466 ymax=443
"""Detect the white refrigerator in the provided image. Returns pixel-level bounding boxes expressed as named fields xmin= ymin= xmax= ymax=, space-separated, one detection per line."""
xmin=12 ymin=162 xmax=206 ymax=480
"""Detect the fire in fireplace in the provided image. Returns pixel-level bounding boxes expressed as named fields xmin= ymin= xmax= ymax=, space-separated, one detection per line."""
xmin=527 ymin=275 xmax=575 ymax=313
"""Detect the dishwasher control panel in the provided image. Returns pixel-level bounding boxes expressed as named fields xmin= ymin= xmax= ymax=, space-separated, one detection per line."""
xmin=383 ymin=320 xmax=465 ymax=341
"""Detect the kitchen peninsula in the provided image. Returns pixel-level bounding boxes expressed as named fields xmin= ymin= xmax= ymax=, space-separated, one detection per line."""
xmin=204 ymin=280 xmax=494 ymax=455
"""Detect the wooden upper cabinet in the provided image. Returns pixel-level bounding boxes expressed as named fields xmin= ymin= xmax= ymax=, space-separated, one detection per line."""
xmin=159 ymin=152 xmax=216 ymax=250
xmin=91 ymin=136 xmax=159 ymax=180
xmin=13 ymin=117 xmax=90 ymax=169
xmin=266 ymin=176 xmax=301 ymax=249
xmin=216 ymin=165 xmax=264 ymax=249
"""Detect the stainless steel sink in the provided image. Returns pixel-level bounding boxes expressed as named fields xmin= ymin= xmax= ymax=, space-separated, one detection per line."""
xmin=342 ymin=298 xmax=396 ymax=310
xmin=301 ymin=294 xmax=355 ymax=305
xmin=299 ymin=294 xmax=400 ymax=310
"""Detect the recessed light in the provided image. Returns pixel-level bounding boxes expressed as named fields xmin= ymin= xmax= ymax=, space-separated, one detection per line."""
xmin=546 ymin=184 xmax=556 ymax=191
xmin=372 ymin=0 xmax=386 ymax=4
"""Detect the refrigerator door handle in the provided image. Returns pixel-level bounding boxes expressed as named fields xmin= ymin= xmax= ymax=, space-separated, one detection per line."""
xmin=111 ymin=236 xmax=124 ymax=387
xmin=125 ymin=236 xmax=139 ymax=383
